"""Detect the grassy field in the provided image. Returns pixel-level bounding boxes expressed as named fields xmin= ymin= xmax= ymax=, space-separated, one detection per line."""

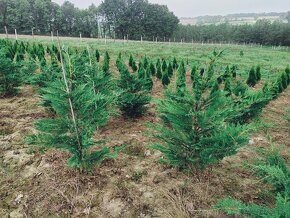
xmin=0 ymin=35 xmax=289 ymax=217
xmin=1 ymin=33 xmax=290 ymax=80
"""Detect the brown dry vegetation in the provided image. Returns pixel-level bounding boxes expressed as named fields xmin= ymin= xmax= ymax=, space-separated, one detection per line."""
xmin=0 ymin=72 xmax=289 ymax=217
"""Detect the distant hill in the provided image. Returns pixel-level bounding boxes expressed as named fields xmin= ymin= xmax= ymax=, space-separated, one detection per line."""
xmin=180 ymin=12 xmax=288 ymax=25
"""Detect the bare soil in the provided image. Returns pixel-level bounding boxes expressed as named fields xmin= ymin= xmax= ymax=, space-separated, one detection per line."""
xmin=0 ymin=82 xmax=289 ymax=217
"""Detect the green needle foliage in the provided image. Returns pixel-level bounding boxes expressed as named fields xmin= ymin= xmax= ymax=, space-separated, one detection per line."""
xmin=247 ymin=67 xmax=257 ymax=87
xmin=172 ymin=57 xmax=178 ymax=70
xmin=129 ymin=54 xmax=134 ymax=67
xmin=167 ymin=62 xmax=173 ymax=78
xmin=29 ymin=50 xmax=117 ymax=171
xmin=233 ymin=80 xmax=248 ymax=97
xmin=176 ymin=60 xmax=186 ymax=96
xmin=138 ymin=67 xmax=146 ymax=79
xmin=215 ymin=150 xmax=290 ymax=217
xmin=150 ymin=51 xmax=249 ymax=171
xmin=156 ymin=64 xmax=162 ymax=80
xmin=0 ymin=49 xmax=22 ymax=97
xmin=143 ymin=56 xmax=149 ymax=69
xmin=231 ymin=65 xmax=237 ymax=78
xmin=117 ymin=59 xmax=151 ymax=118
xmin=156 ymin=58 xmax=161 ymax=69
xmin=95 ymin=49 xmax=100 ymax=62
xmin=285 ymin=66 xmax=290 ymax=84
xmin=224 ymin=78 xmax=232 ymax=97
xmin=162 ymin=69 xmax=170 ymax=87
xmin=149 ymin=62 xmax=156 ymax=76
xmin=132 ymin=60 xmax=138 ymax=72
xmin=191 ymin=65 xmax=197 ymax=81
xmin=102 ymin=51 xmax=110 ymax=73
xmin=30 ymin=81 xmax=116 ymax=171
xmin=256 ymin=65 xmax=261 ymax=81
xmin=143 ymin=67 xmax=153 ymax=91
xmin=162 ymin=59 xmax=167 ymax=72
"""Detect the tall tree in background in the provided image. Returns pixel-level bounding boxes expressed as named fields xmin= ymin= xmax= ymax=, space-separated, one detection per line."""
xmin=99 ymin=0 xmax=179 ymax=40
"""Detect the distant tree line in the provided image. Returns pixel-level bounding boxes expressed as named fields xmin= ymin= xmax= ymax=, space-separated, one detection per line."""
xmin=0 ymin=0 xmax=289 ymax=46
xmin=0 ymin=0 xmax=179 ymax=40
xmin=173 ymin=20 xmax=290 ymax=46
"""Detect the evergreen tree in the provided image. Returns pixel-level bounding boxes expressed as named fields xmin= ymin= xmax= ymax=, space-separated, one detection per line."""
xmin=149 ymin=62 xmax=156 ymax=76
xmin=132 ymin=60 xmax=138 ymax=72
xmin=0 ymin=49 xmax=22 ymax=97
xmin=233 ymin=81 xmax=248 ymax=96
xmin=246 ymin=67 xmax=257 ymax=87
xmin=156 ymin=58 xmax=161 ymax=68
xmin=102 ymin=51 xmax=110 ymax=73
xmin=224 ymin=65 xmax=230 ymax=81
xmin=129 ymin=54 xmax=134 ymax=67
xmin=256 ymin=65 xmax=261 ymax=81
xmin=162 ymin=59 xmax=167 ymax=72
xmin=162 ymin=69 xmax=170 ymax=87
xmin=176 ymin=60 xmax=186 ymax=96
xmin=143 ymin=68 xmax=154 ymax=91
xmin=285 ymin=66 xmax=290 ymax=84
xmin=167 ymin=62 xmax=173 ymax=78
xmin=156 ymin=64 xmax=163 ymax=80
xmin=191 ymin=65 xmax=197 ymax=81
xmin=281 ymin=72 xmax=288 ymax=90
xmin=28 ymin=50 xmax=117 ymax=172
xmin=150 ymin=51 xmax=249 ymax=171
xmin=138 ymin=67 xmax=146 ymax=79
xmin=138 ymin=61 xmax=143 ymax=70
xmin=117 ymin=60 xmax=151 ymax=118
xmin=172 ymin=57 xmax=178 ymax=70
xmin=216 ymin=150 xmax=290 ymax=218
xmin=231 ymin=65 xmax=237 ymax=79
xmin=143 ymin=56 xmax=149 ymax=69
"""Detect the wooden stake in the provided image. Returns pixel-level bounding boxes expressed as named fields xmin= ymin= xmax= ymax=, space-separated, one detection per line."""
xmin=15 ymin=29 xmax=18 ymax=40
xmin=4 ymin=26 xmax=8 ymax=38
xmin=51 ymin=31 xmax=54 ymax=42
xmin=56 ymin=35 xmax=82 ymax=160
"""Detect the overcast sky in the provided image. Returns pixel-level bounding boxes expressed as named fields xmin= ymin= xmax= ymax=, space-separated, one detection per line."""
xmin=52 ymin=0 xmax=290 ymax=17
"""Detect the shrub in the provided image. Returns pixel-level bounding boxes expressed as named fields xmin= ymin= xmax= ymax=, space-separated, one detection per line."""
xmin=191 ymin=65 xmax=197 ymax=81
xmin=102 ymin=51 xmax=110 ymax=73
xmin=246 ymin=67 xmax=257 ymax=87
xmin=28 ymin=50 xmax=117 ymax=172
xmin=176 ymin=60 xmax=186 ymax=96
xmin=172 ymin=57 xmax=178 ymax=70
xmin=215 ymin=150 xmax=290 ymax=218
xmin=167 ymin=62 xmax=173 ymax=78
xmin=256 ymin=65 xmax=261 ymax=81
xmin=150 ymin=51 xmax=249 ymax=171
xmin=162 ymin=69 xmax=170 ymax=86
xmin=156 ymin=64 xmax=162 ymax=80
xmin=149 ymin=62 xmax=156 ymax=76
xmin=0 ymin=49 xmax=22 ymax=97
xmin=117 ymin=60 xmax=151 ymax=118
xmin=162 ymin=59 xmax=167 ymax=72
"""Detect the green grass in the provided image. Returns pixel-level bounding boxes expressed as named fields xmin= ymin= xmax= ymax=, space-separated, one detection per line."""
xmin=7 ymin=36 xmax=290 ymax=81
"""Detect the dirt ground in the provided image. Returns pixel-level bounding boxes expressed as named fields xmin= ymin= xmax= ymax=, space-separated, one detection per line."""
xmin=0 ymin=78 xmax=289 ymax=217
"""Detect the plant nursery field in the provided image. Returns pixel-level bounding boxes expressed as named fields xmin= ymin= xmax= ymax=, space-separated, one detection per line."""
xmin=0 ymin=35 xmax=289 ymax=217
